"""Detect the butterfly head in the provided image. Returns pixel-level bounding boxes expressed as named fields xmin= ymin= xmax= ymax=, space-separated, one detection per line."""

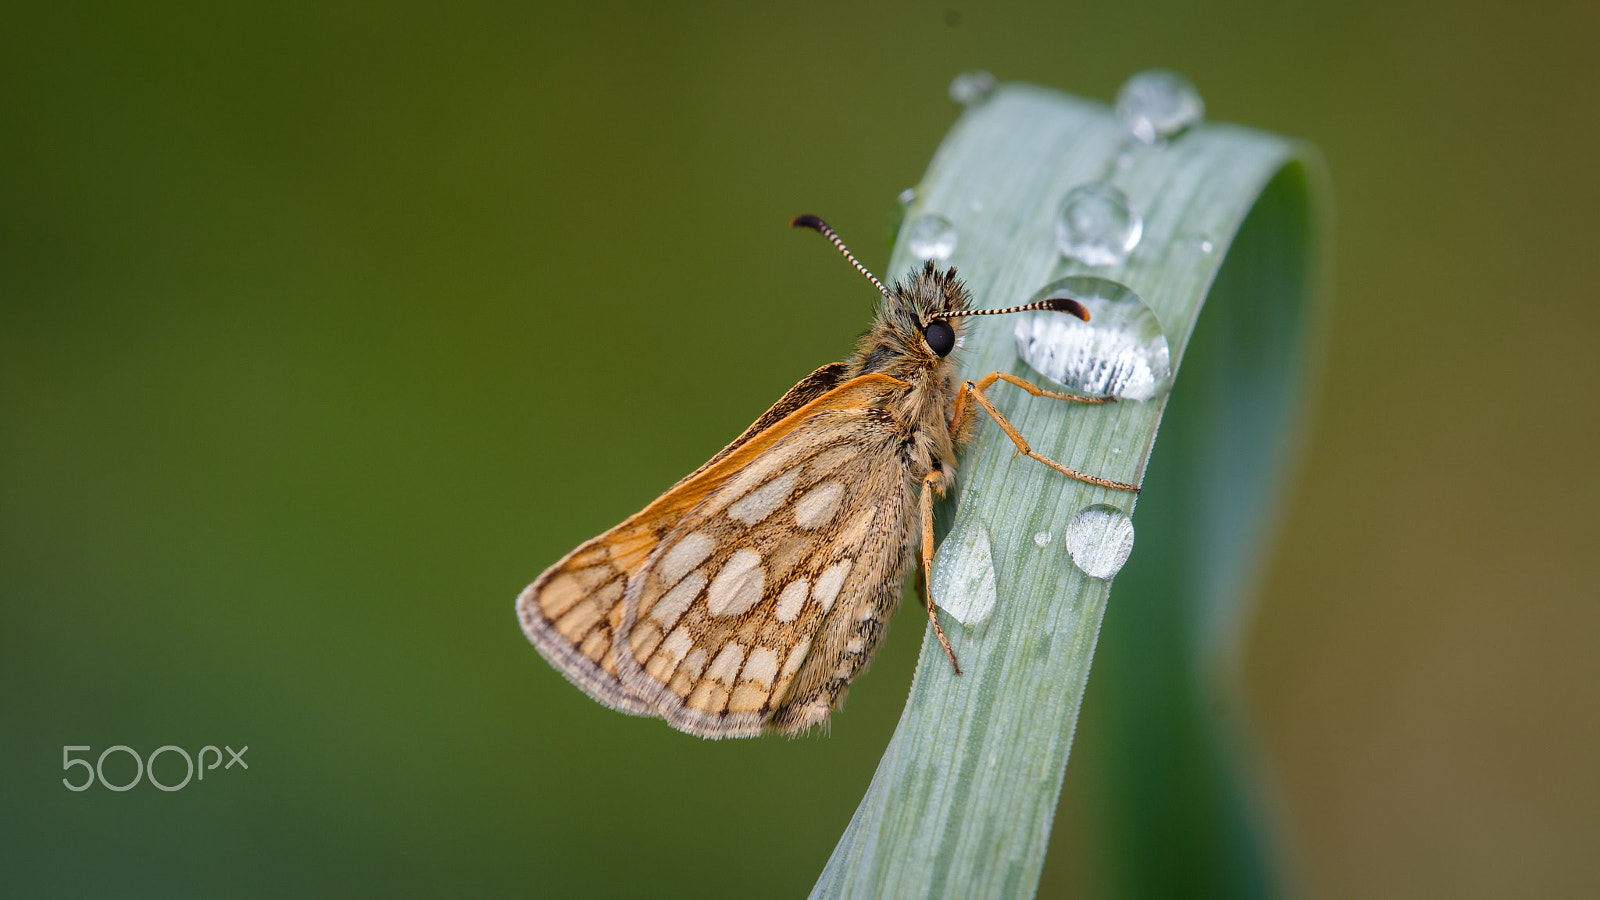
xmin=887 ymin=259 xmax=973 ymax=360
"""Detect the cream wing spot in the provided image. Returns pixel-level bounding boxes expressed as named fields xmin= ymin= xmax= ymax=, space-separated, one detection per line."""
xmin=706 ymin=643 xmax=748 ymax=686
xmin=686 ymin=680 xmax=730 ymax=714
xmin=668 ymin=669 xmax=693 ymax=698
xmin=681 ymin=647 xmax=708 ymax=678
xmin=646 ymin=627 xmax=692 ymax=681
xmin=727 ymin=470 xmax=797 ymax=526
xmin=728 ymin=682 xmax=769 ymax=714
xmin=578 ymin=629 xmax=608 ymax=662
xmin=645 ymin=649 xmax=674 ymax=681
xmin=703 ymin=451 xmax=792 ymax=519
xmin=568 ymin=565 xmax=614 ymax=591
xmin=555 ymin=599 xmax=603 ymax=641
xmin=812 ymin=560 xmax=853 ymax=614
xmin=774 ymin=579 xmax=810 ymax=623
xmin=628 ymin=621 xmax=662 ymax=657
xmin=838 ymin=506 xmax=876 ymax=547
xmin=794 ymin=480 xmax=845 ymax=530
xmin=659 ymin=531 xmax=714 ymax=587
xmin=650 ymin=569 xmax=706 ymax=628
xmin=782 ymin=640 xmax=810 ymax=677
xmin=658 ymin=627 xmax=694 ymax=670
xmin=742 ymin=646 xmax=779 ymax=690
xmin=538 ymin=573 xmax=586 ymax=620
xmin=706 ymin=549 xmax=765 ymax=617
xmin=771 ymin=638 xmax=812 ymax=706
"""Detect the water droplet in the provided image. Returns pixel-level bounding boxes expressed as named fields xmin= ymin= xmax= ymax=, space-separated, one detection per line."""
xmin=897 ymin=187 xmax=918 ymax=206
xmin=1032 ymin=531 xmax=1051 ymax=548
xmin=1055 ymin=183 xmax=1142 ymax=266
xmin=949 ymin=70 xmax=997 ymax=106
xmin=1115 ymin=69 xmax=1205 ymax=144
xmin=1065 ymin=505 xmax=1135 ymax=579
xmin=931 ymin=512 xmax=997 ymax=626
xmin=906 ymin=214 xmax=958 ymax=262
xmin=1012 ymin=276 xmax=1172 ymax=401
xmin=1198 ymin=238 xmax=1214 ymax=254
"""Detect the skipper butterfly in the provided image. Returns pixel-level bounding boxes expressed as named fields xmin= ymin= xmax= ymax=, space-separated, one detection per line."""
xmin=518 ymin=216 xmax=1138 ymax=738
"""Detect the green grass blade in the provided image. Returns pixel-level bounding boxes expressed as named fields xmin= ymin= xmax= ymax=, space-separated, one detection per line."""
xmin=810 ymin=83 xmax=1328 ymax=900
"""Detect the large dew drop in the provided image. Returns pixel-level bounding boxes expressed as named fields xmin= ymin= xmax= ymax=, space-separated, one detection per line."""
xmin=930 ymin=511 xmax=997 ymax=627
xmin=1055 ymin=183 xmax=1142 ymax=266
xmin=1013 ymin=276 xmax=1172 ymax=401
xmin=906 ymin=214 xmax=958 ymax=262
xmin=1065 ymin=505 xmax=1135 ymax=579
xmin=1115 ymin=69 xmax=1205 ymax=144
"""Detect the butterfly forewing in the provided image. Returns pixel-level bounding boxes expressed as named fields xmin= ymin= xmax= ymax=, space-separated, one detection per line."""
xmin=613 ymin=393 xmax=914 ymax=738
xmin=518 ymin=514 xmax=676 ymax=716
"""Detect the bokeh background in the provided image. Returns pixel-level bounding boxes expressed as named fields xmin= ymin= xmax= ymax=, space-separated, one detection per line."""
xmin=3 ymin=2 xmax=1596 ymax=897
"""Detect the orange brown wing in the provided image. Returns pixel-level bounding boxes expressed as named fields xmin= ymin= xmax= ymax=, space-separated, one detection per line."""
xmin=608 ymin=375 xmax=918 ymax=738
xmin=516 ymin=367 xmax=889 ymax=722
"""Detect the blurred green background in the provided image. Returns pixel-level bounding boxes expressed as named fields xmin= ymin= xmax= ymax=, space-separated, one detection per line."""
xmin=3 ymin=2 xmax=1597 ymax=897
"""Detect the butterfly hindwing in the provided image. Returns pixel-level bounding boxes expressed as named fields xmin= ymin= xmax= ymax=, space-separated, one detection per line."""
xmin=612 ymin=376 xmax=917 ymax=738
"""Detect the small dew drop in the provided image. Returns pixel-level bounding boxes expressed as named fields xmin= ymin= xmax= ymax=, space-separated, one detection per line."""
xmin=897 ymin=187 xmax=918 ymax=206
xmin=1055 ymin=183 xmax=1142 ymax=266
xmin=931 ymin=512 xmax=997 ymax=626
xmin=906 ymin=214 xmax=958 ymax=262
xmin=1198 ymin=238 xmax=1215 ymax=253
xmin=949 ymin=70 xmax=997 ymax=106
xmin=1115 ymin=69 xmax=1205 ymax=144
xmin=1032 ymin=531 xmax=1051 ymax=548
xmin=1013 ymin=276 xmax=1172 ymax=401
xmin=1065 ymin=505 xmax=1135 ymax=579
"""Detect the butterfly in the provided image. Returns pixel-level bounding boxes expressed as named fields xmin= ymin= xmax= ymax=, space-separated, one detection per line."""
xmin=517 ymin=215 xmax=1139 ymax=738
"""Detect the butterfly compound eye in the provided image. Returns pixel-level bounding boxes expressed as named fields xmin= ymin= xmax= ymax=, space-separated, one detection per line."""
xmin=923 ymin=319 xmax=955 ymax=357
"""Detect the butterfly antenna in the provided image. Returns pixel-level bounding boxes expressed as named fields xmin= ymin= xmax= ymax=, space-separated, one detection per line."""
xmin=791 ymin=214 xmax=896 ymax=303
xmin=932 ymin=296 xmax=1091 ymax=322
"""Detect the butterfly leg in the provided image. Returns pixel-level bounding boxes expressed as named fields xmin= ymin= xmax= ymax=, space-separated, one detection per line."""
xmin=920 ymin=469 xmax=963 ymax=674
xmin=975 ymin=370 xmax=1114 ymax=405
xmin=949 ymin=371 xmax=1112 ymax=429
xmin=957 ymin=374 xmax=1140 ymax=493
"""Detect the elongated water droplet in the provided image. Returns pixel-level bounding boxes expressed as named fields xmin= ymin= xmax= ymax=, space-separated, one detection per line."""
xmin=897 ymin=187 xmax=918 ymax=206
xmin=949 ymin=70 xmax=997 ymax=106
xmin=931 ymin=512 xmax=997 ymax=626
xmin=906 ymin=214 xmax=957 ymax=262
xmin=1115 ymin=69 xmax=1204 ymax=144
xmin=1013 ymin=276 xmax=1172 ymax=400
xmin=1066 ymin=505 xmax=1134 ymax=579
xmin=1055 ymin=183 xmax=1142 ymax=266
